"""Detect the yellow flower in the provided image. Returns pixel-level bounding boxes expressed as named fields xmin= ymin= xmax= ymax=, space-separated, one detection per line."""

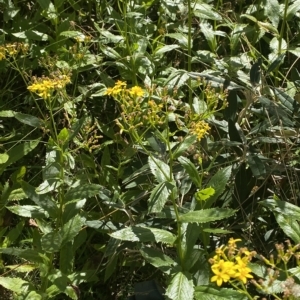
xmin=129 ymin=86 xmax=144 ymax=97
xmin=0 ymin=47 xmax=5 ymax=61
xmin=211 ymin=260 xmax=237 ymax=286
xmin=190 ymin=120 xmax=210 ymax=140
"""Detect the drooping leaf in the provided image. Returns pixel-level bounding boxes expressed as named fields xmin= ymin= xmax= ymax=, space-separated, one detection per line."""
xmin=178 ymin=157 xmax=202 ymax=188
xmin=274 ymin=213 xmax=300 ymax=243
xmin=110 ymin=226 xmax=176 ymax=245
xmin=180 ymin=208 xmax=236 ymax=223
xmin=140 ymin=246 xmax=175 ymax=273
xmin=173 ymin=135 xmax=197 ymax=159
xmin=165 ymin=272 xmax=194 ymax=300
xmin=0 ymin=248 xmax=49 ymax=264
xmin=14 ymin=112 xmax=44 ymax=128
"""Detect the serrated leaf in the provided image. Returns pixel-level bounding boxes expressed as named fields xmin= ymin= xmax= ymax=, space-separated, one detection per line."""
xmin=178 ymin=157 xmax=202 ymax=188
xmin=110 ymin=226 xmax=176 ymax=245
xmin=148 ymin=156 xmax=172 ymax=183
xmin=194 ymin=286 xmax=247 ymax=300
xmin=165 ymin=272 xmax=194 ymax=300
xmin=64 ymin=184 xmax=103 ymax=202
xmin=0 ymin=277 xmax=32 ymax=294
xmin=7 ymin=205 xmax=48 ymax=218
xmin=180 ymin=208 xmax=236 ymax=223
xmin=264 ymin=0 xmax=280 ymax=28
xmin=148 ymin=181 xmax=174 ymax=213
xmin=140 ymin=246 xmax=175 ymax=273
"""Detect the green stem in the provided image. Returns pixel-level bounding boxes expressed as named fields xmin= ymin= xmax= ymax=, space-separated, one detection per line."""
xmin=187 ymin=0 xmax=192 ymax=109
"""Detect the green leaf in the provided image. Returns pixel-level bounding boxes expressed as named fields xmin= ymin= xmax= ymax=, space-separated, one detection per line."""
xmin=195 ymin=187 xmax=215 ymax=201
xmin=140 ymin=246 xmax=175 ymax=274
xmin=0 ymin=248 xmax=49 ymax=264
xmin=0 ymin=139 xmax=40 ymax=175
xmin=14 ymin=112 xmax=44 ymax=128
xmin=110 ymin=226 xmax=176 ymax=245
xmin=274 ymin=213 xmax=300 ymax=243
xmin=247 ymin=155 xmax=266 ymax=178
xmin=203 ymin=166 xmax=232 ymax=208
xmin=266 ymin=53 xmax=285 ymax=74
xmin=259 ymin=199 xmax=300 ymax=219
xmin=0 ymin=153 xmax=9 ymax=164
xmin=41 ymin=231 xmax=62 ymax=253
xmin=64 ymin=184 xmax=103 ymax=202
xmin=12 ymin=30 xmax=50 ymax=41
xmin=165 ymin=272 xmax=194 ymax=300
xmin=194 ymin=286 xmax=247 ymax=300
xmin=250 ymin=58 xmax=262 ymax=86
xmin=60 ymin=31 xmax=85 ymax=39
xmin=165 ymin=33 xmax=188 ymax=48
xmin=173 ymin=135 xmax=197 ymax=159
xmin=21 ymin=181 xmax=58 ymax=218
xmin=178 ymin=157 xmax=202 ymax=188
xmin=25 ymin=291 xmax=43 ymax=299
xmin=7 ymin=205 xmax=48 ymax=218
xmin=180 ymin=208 xmax=236 ymax=223
xmin=264 ymin=0 xmax=280 ymax=28
xmin=287 ymin=0 xmax=300 ymax=20
xmin=37 ymin=0 xmax=58 ymax=20
xmin=194 ymin=3 xmax=222 ymax=20
xmin=155 ymin=45 xmax=180 ymax=56
xmin=148 ymin=156 xmax=172 ymax=183
xmin=0 ymin=277 xmax=32 ymax=294
xmin=148 ymin=181 xmax=174 ymax=213
xmin=61 ymin=215 xmax=84 ymax=244
xmin=0 ymin=110 xmax=15 ymax=117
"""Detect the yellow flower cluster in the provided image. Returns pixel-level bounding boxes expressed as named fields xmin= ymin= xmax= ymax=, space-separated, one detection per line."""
xmin=0 ymin=43 xmax=29 ymax=61
xmin=189 ymin=120 xmax=210 ymax=140
xmin=27 ymin=75 xmax=71 ymax=99
xmin=105 ymin=80 xmax=144 ymax=98
xmin=210 ymin=238 xmax=255 ymax=287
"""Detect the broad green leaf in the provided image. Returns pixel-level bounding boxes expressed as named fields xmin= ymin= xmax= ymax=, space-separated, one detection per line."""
xmin=0 ymin=248 xmax=49 ymax=264
xmin=274 ymin=213 xmax=300 ymax=243
xmin=247 ymin=155 xmax=266 ymax=178
xmin=202 ymin=228 xmax=233 ymax=234
xmin=61 ymin=215 xmax=84 ymax=244
xmin=194 ymin=286 xmax=247 ymax=300
xmin=63 ymin=199 xmax=86 ymax=224
xmin=0 ymin=139 xmax=40 ymax=175
xmin=110 ymin=226 xmax=176 ymax=245
xmin=64 ymin=184 xmax=103 ymax=202
xmin=178 ymin=157 xmax=202 ymax=188
xmin=195 ymin=187 xmax=215 ymax=201
xmin=60 ymin=242 xmax=73 ymax=274
xmin=230 ymin=24 xmax=247 ymax=53
xmin=264 ymin=0 xmax=280 ymax=28
xmin=266 ymin=53 xmax=285 ymax=74
xmin=104 ymin=254 xmax=118 ymax=282
xmin=0 ymin=277 xmax=32 ymax=294
xmin=25 ymin=291 xmax=43 ymax=300
xmin=2 ymin=221 xmax=24 ymax=247
xmin=7 ymin=205 xmax=48 ymax=218
xmin=14 ymin=112 xmax=44 ymax=128
xmin=200 ymin=22 xmax=216 ymax=52
xmin=0 ymin=110 xmax=15 ymax=117
xmin=140 ymin=246 xmax=175 ymax=274
xmin=41 ymin=231 xmax=62 ymax=252
xmin=12 ymin=30 xmax=50 ymax=41
xmin=155 ymin=44 xmax=180 ymax=56
xmin=37 ymin=0 xmax=58 ymax=19
xmin=148 ymin=156 xmax=172 ymax=183
xmin=180 ymin=208 xmax=236 ymax=223
xmin=0 ymin=153 xmax=9 ymax=164
xmin=21 ymin=181 xmax=58 ymax=218
xmin=148 ymin=181 xmax=174 ymax=213
xmin=259 ymin=198 xmax=300 ymax=219
xmin=173 ymin=135 xmax=197 ymax=159
xmin=166 ymin=33 xmax=188 ymax=48
xmin=60 ymin=31 xmax=86 ymax=39
xmin=203 ymin=166 xmax=232 ymax=208
xmin=165 ymin=272 xmax=194 ymax=300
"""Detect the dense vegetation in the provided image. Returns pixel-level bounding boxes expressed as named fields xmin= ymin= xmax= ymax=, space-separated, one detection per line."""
xmin=1 ymin=0 xmax=300 ymax=299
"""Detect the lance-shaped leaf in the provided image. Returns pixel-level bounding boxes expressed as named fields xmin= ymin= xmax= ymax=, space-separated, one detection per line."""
xmin=148 ymin=156 xmax=172 ymax=183
xmin=180 ymin=208 xmax=236 ymax=223
xmin=194 ymin=286 xmax=247 ymax=300
xmin=110 ymin=226 xmax=176 ymax=245
xmin=178 ymin=157 xmax=202 ymax=188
